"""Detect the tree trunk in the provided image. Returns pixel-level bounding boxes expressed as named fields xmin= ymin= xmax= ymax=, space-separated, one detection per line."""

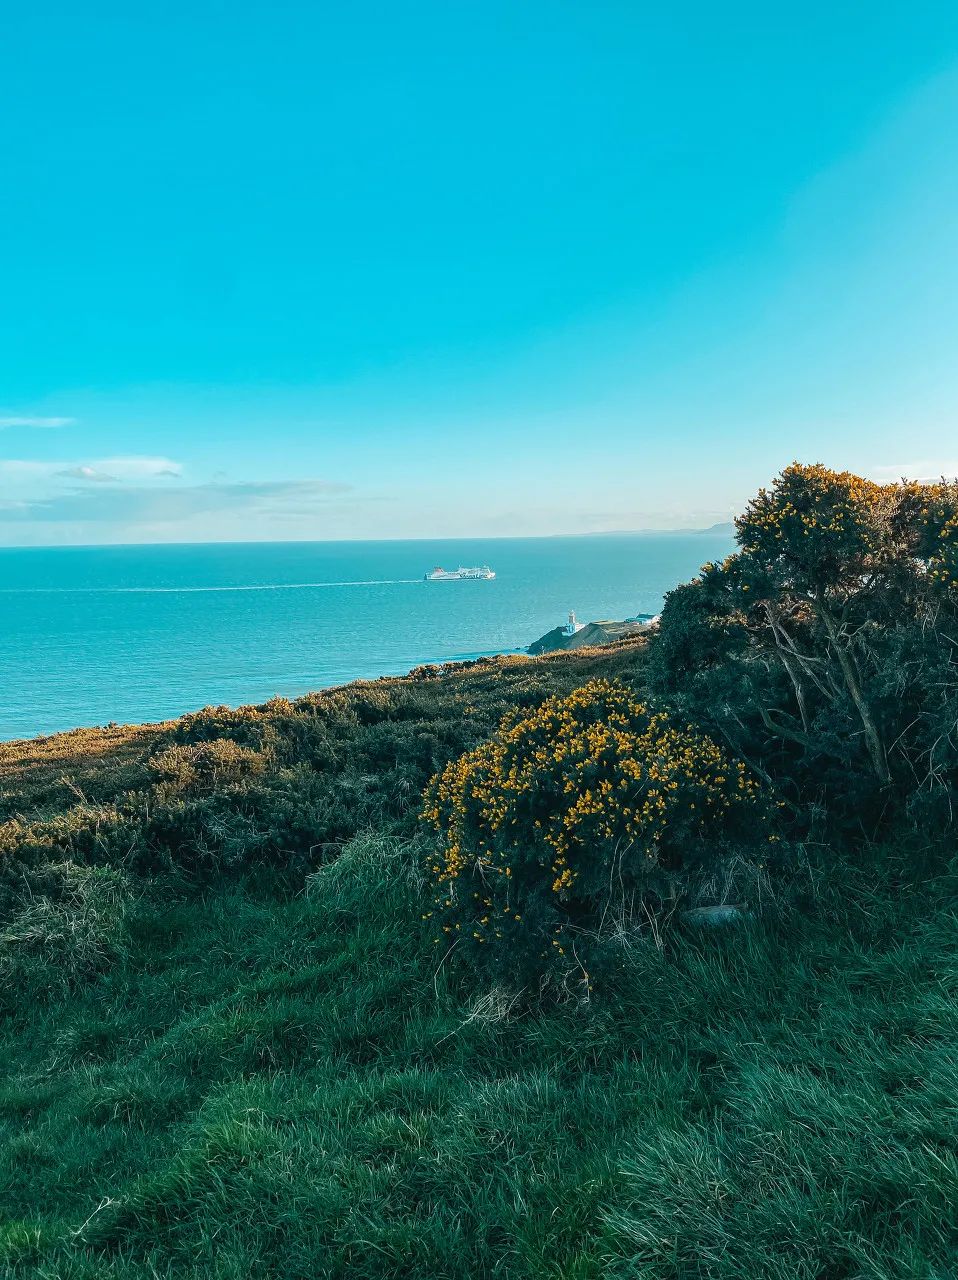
xmin=814 ymin=593 xmax=891 ymax=785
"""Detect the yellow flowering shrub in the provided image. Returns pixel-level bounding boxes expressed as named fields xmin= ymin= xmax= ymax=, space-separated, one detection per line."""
xmin=651 ymin=464 xmax=958 ymax=832
xmin=736 ymin=462 xmax=893 ymax=588
xmin=909 ymin=480 xmax=958 ymax=592
xmin=421 ymin=679 xmax=776 ymax=982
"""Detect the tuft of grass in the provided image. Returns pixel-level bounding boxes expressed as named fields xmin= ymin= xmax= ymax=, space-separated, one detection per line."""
xmin=0 ymin=862 xmax=133 ymax=1006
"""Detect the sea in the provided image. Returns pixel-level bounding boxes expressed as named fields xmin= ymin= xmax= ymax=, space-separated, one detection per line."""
xmin=0 ymin=534 xmax=734 ymax=741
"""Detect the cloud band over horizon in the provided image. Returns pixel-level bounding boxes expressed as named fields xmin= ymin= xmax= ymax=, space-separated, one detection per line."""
xmin=0 ymin=417 xmax=77 ymax=429
xmin=0 ymin=478 xmax=353 ymax=525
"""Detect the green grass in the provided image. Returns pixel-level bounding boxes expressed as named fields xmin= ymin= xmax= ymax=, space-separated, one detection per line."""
xmin=2 ymin=834 xmax=957 ymax=1279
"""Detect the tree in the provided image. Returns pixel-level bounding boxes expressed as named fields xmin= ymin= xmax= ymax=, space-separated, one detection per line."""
xmin=649 ymin=463 xmax=958 ymax=828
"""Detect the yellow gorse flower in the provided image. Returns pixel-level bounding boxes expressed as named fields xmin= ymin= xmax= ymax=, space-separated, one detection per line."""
xmin=421 ymin=679 xmax=771 ymax=969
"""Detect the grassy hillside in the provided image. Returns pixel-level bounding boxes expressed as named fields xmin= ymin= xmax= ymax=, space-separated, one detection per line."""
xmin=1 ymin=638 xmax=957 ymax=1278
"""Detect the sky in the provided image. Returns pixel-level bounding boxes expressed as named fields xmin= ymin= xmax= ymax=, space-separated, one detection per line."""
xmin=2 ymin=2 xmax=958 ymax=545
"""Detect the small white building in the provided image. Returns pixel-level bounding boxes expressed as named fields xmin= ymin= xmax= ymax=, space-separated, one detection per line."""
xmin=562 ymin=610 xmax=585 ymax=637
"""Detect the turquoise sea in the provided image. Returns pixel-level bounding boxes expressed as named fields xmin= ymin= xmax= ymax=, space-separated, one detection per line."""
xmin=0 ymin=534 xmax=734 ymax=741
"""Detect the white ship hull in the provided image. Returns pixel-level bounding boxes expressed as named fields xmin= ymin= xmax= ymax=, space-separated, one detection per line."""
xmin=425 ymin=566 xmax=496 ymax=581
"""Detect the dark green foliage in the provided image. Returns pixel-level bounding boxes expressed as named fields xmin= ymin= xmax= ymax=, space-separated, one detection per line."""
xmin=648 ymin=463 xmax=958 ymax=835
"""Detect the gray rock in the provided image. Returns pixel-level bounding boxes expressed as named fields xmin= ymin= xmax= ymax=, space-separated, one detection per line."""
xmin=683 ymin=904 xmax=749 ymax=927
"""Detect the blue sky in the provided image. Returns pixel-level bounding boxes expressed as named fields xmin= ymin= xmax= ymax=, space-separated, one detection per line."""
xmin=3 ymin=2 xmax=958 ymax=544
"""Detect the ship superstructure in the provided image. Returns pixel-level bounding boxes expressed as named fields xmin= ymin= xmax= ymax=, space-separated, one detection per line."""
xmin=424 ymin=566 xmax=496 ymax=581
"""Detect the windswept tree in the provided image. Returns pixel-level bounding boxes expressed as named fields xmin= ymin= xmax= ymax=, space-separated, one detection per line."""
xmin=649 ymin=463 xmax=958 ymax=828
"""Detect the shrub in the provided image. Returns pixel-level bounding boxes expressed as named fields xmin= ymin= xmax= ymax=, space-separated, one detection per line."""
xmin=421 ymin=679 xmax=777 ymax=986
xmin=150 ymin=738 xmax=270 ymax=798
xmin=649 ymin=463 xmax=958 ymax=835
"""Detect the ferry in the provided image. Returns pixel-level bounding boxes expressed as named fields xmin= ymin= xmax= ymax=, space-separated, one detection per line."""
xmin=424 ymin=565 xmax=496 ymax=581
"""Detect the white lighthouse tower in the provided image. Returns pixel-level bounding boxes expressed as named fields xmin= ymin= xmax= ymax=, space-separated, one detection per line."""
xmin=562 ymin=610 xmax=584 ymax=637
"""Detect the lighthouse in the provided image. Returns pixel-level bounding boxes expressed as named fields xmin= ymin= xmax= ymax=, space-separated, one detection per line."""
xmin=562 ymin=610 xmax=584 ymax=637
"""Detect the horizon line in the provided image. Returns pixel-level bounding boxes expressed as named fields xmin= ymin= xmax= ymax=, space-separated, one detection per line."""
xmin=0 ymin=523 xmax=736 ymax=552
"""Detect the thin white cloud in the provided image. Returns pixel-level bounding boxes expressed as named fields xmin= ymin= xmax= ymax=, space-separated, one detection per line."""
xmin=0 ymin=416 xmax=76 ymax=428
xmin=56 ymin=466 xmax=118 ymax=483
xmin=0 ymin=478 xmax=351 ymax=524
xmin=0 ymin=456 xmax=183 ymax=484
xmin=873 ymin=462 xmax=958 ymax=481
xmin=88 ymin=457 xmax=183 ymax=480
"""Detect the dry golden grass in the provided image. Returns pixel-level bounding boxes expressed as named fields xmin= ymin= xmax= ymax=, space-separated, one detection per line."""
xmin=0 ymin=722 xmax=167 ymax=819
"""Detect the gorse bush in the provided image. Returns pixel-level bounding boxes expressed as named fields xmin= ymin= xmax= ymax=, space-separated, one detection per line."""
xmin=422 ymin=679 xmax=776 ymax=985
xmin=649 ymin=462 xmax=958 ymax=834
xmin=149 ymin=738 xmax=270 ymax=798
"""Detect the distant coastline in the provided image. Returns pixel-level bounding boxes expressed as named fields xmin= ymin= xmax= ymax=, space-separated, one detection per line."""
xmin=574 ymin=522 xmax=735 ymax=538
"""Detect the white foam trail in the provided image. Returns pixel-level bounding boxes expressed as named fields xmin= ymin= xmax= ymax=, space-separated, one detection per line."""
xmin=0 ymin=578 xmax=423 ymax=595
